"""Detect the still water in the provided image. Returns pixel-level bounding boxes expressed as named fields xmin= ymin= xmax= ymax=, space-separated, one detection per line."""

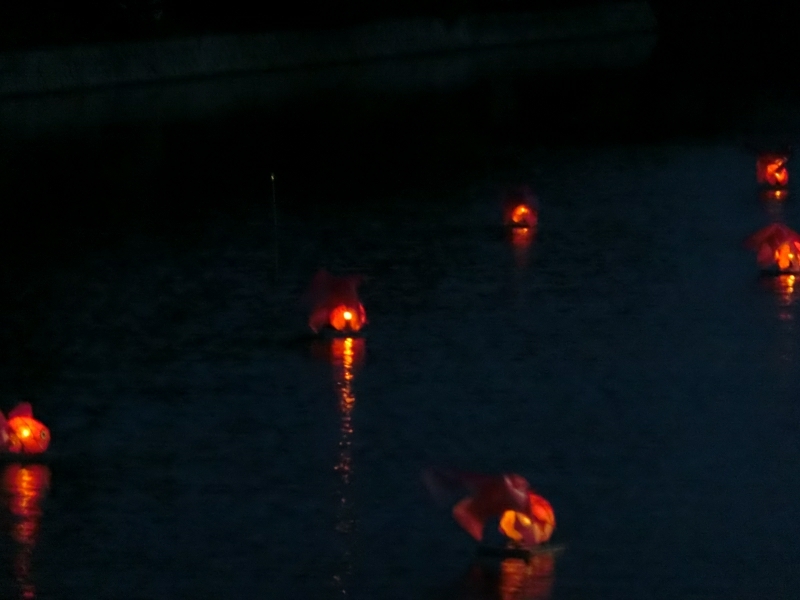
xmin=0 ymin=107 xmax=799 ymax=599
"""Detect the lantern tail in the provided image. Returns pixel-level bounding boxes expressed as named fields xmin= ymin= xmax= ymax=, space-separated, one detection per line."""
xmin=453 ymin=497 xmax=487 ymax=541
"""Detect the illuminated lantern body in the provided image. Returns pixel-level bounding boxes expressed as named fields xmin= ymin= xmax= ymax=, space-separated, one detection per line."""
xmin=304 ymin=270 xmax=368 ymax=334
xmin=745 ymin=223 xmax=800 ymax=273
xmin=503 ymin=187 xmax=539 ymax=229
xmin=498 ymin=492 xmax=556 ymax=546
xmin=508 ymin=204 xmax=538 ymax=229
xmin=0 ymin=403 xmax=50 ymax=454
xmin=328 ymin=304 xmax=368 ymax=333
xmin=757 ymin=154 xmax=789 ymax=187
xmin=423 ymin=469 xmax=553 ymax=545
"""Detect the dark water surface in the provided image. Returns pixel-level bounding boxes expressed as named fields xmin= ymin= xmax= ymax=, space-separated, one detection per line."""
xmin=1 ymin=70 xmax=800 ymax=599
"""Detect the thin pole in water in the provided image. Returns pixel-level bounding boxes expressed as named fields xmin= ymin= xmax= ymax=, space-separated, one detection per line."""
xmin=271 ymin=172 xmax=278 ymax=281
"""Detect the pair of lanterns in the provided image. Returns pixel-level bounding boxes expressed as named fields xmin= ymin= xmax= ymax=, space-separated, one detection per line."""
xmin=748 ymin=154 xmax=798 ymax=273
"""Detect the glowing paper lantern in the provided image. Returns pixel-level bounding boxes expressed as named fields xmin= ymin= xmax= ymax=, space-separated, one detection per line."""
xmin=423 ymin=468 xmax=555 ymax=547
xmin=745 ymin=223 xmax=800 ymax=273
xmin=757 ymin=154 xmax=789 ymax=187
xmin=498 ymin=492 xmax=556 ymax=546
xmin=0 ymin=403 xmax=50 ymax=454
xmin=303 ymin=270 xmax=368 ymax=334
xmin=503 ymin=187 xmax=539 ymax=229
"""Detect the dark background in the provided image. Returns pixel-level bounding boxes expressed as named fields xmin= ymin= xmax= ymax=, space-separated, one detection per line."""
xmin=1 ymin=0 xmax=799 ymax=68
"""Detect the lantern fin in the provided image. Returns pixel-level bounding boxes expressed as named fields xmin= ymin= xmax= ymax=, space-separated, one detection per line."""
xmin=453 ymin=497 xmax=486 ymax=541
xmin=8 ymin=402 xmax=33 ymax=419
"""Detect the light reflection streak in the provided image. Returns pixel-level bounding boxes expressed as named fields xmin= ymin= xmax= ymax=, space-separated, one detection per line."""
xmin=329 ymin=337 xmax=365 ymax=596
xmin=761 ymin=188 xmax=789 ymax=203
xmin=2 ymin=464 xmax=50 ymax=600
xmin=499 ymin=554 xmax=555 ymax=600
xmin=509 ymin=227 xmax=535 ymax=269
xmin=459 ymin=551 xmax=556 ymax=600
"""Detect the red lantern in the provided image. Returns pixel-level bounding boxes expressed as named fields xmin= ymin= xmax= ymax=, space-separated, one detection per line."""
xmin=745 ymin=223 xmax=800 ymax=272
xmin=423 ymin=468 xmax=555 ymax=547
xmin=757 ymin=154 xmax=790 ymax=187
xmin=503 ymin=187 xmax=539 ymax=229
xmin=303 ymin=270 xmax=368 ymax=334
xmin=498 ymin=492 xmax=556 ymax=546
xmin=0 ymin=403 xmax=50 ymax=454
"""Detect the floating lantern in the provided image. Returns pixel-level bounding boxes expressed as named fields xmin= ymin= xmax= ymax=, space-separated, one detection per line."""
xmin=498 ymin=492 xmax=556 ymax=546
xmin=745 ymin=223 xmax=800 ymax=273
xmin=423 ymin=468 xmax=555 ymax=547
xmin=3 ymin=463 xmax=50 ymax=600
xmin=303 ymin=270 xmax=368 ymax=334
xmin=0 ymin=403 xmax=50 ymax=454
xmin=757 ymin=153 xmax=790 ymax=187
xmin=503 ymin=187 xmax=539 ymax=229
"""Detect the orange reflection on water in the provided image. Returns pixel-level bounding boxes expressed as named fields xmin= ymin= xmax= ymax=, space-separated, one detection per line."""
xmin=460 ymin=551 xmax=556 ymax=600
xmin=761 ymin=188 xmax=789 ymax=202
xmin=329 ymin=337 xmax=365 ymax=595
xmin=499 ymin=554 xmax=555 ymax=600
xmin=3 ymin=464 xmax=50 ymax=600
xmin=510 ymin=227 xmax=535 ymax=269
xmin=769 ymin=274 xmax=798 ymax=310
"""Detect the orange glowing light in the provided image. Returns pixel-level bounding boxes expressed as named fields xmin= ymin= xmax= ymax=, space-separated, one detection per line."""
xmin=510 ymin=204 xmax=537 ymax=228
xmin=776 ymin=243 xmax=798 ymax=271
xmin=329 ymin=304 xmax=367 ymax=332
xmin=304 ymin=270 xmax=368 ymax=334
xmin=423 ymin=469 xmax=555 ymax=546
xmin=498 ymin=493 xmax=556 ymax=547
xmin=746 ymin=223 xmax=800 ymax=273
xmin=762 ymin=188 xmax=789 ymax=202
xmin=757 ymin=154 xmax=790 ymax=187
xmin=3 ymin=464 xmax=50 ymax=600
xmin=503 ymin=187 xmax=539 ymax=229
xmin=1 ymin=403 xmax=50 ymax=454
xmin=499 ymin=554 xmax=555 ymax=600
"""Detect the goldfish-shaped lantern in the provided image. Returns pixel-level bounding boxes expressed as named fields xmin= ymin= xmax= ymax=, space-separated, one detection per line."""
xmin=423 ymin=468 xmax=556 ymax=547
xmin=745 ymin=223 xmax=800 ymax=273
xmin=757 ymin=153 xmax=790 ymax=187
xmin=503 ymin=187 xmax=539 ymax=229
xmin=303 ymin=270 xmax=367 ymax=334
xmin=0 ymin=403 xmax=50 ymax=454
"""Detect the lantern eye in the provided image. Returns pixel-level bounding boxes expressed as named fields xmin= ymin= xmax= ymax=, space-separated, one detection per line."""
xmin=343 ymin=310 xmax=353 ymax=321
xmin=20 ymin=428 xmax=30 ymax=438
